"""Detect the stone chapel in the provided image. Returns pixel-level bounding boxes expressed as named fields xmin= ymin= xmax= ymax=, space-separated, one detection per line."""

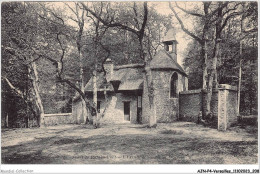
xmin=72 ymin=28 xmax=188 ymax=124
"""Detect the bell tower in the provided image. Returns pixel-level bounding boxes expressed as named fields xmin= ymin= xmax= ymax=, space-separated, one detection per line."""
xmin=162 ymin=28 xmax=178 ymax=62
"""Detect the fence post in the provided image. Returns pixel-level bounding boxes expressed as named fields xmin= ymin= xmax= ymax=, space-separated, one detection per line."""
xmin=218 ymin=87 xmax=228 ymax=131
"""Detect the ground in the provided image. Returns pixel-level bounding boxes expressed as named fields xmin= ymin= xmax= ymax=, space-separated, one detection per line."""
xmin=1 ymin=122 xmax=258 ymax=164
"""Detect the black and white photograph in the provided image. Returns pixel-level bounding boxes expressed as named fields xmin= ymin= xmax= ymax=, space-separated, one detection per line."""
xmin=1 ymin=1 xmax=258 ymax=173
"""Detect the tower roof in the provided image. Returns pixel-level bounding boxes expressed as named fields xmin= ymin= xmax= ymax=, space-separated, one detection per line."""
xmin=150 ymin=50 xmax=187 ymax=76
xmin=162 ymin=28 xmax=177 ymax=43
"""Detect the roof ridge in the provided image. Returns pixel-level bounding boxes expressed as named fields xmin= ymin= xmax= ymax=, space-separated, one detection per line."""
xmin=114 ymin=63 xmax=144 ymax=70
xmin=150 ymin=49 xmax=187 ymax=76
xmin=164 ymin=50 xmax=186 ymax=73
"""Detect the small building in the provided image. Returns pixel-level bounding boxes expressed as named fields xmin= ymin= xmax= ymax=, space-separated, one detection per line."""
xmin=71 ymin=28 xmax=238 ymax=131
xmin=72 ymin=29 xmax=188 ymax=124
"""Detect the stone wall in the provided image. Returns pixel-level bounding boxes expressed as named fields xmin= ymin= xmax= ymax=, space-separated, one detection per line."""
xmin=142 ymin=70 xmax=186 ymax=123
xmin=218 ymin=84 xmax=238 ymax=131
xmin=179 ymin=84 xmax=237 ymax=131
xmin=211 ymin=90 xmax=219 ymax=119
xmin=227 ymin=90 xmax=238 ymax=127
xmin=44 ymin=113 xmax=74 ymax=126
xmin=200 ymin=90 xmax=218 ymax=119
xmin=100 ymin=92 xmax=138 ymax=124
xmin=179 ymin=90 xmax=219 ymax=122
xmin=72 ymin=92 xmax=139 ymax=124
xmin=148 ymin=70 xmax=176 ymax=122
xmin=179 ymin=89 xmax=202 ymax=122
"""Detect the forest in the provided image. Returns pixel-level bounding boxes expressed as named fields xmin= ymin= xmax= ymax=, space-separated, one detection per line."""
xmin=1 ymin=1 xmax=258 ymax=128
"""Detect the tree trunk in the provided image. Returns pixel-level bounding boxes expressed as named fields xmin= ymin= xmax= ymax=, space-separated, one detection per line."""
xmin=206 ymin=69 xmax=213 ymax=117
xmin=30 ymin=62 xmax=45 ymax=127
xmin=201 ymin=39 xmax=208 ymax=119
xmin=79 ymin=67 xmax=87 ymax=124
xmin=26 ymin=116 xmax=29 ymax=128
xmin=201 ymin=3 xmax=210 ymax=118
xmin=237 ymin=41 xmax=242 ymax=116
xmin=82 ymin=95 xmax=89 ymax=125
xmin=202 ymin=41 xmax=208 ymax=90
xmin=205 ymin=3 xmax=222 ymax=119
xmin=78 ymin=45 xmax=87 ymax=124
xmin=145 ymin=65 xmax=157 ymax=127
xmin=249 ymin=94 xmax=253 ymax=115
xmin=93 ymin=67 xmax=98 ymax=127
xmin=26 ymin=99 xmax=29 ymax=128
xmin=100 ymin=84 xmax=109 ymax=118
xmin=205 ymin=40 xmax=220 ymax=118
xmin=92 ymin=38 xmax=99 ymax=127
xmin=5 ymin=113 xmax=9 ymax=128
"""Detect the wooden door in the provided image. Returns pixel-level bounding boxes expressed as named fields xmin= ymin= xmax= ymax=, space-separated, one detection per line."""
xmin=124 ymin=102 xmax=130 ymax=121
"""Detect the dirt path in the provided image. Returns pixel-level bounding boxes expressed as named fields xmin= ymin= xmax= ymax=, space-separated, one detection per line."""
xmin=1 ymin=122 xmax=258 ymax=164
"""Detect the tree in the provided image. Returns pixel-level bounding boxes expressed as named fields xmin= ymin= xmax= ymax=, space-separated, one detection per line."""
xmin=64 ymin=2 xmax=90 ymax=124
xmin=183 ymin=40 xmax=203 ymax=90
xmin=1 ymin=1 xmax=100 ymax=128
xmin=27 ymin=2 xmax=100 ymax=124
xmin=81 ymin=2 xmax=174 ymax=127
xmin=170 ymin=1 xmax=244 ymax=119
xmin=83 ymin=2 xmax=111 ymax=127
xmin=2 ymin=2 xmax=46 ymax=127
xmin=182 ymin=1 xmax=258 ymax=116
xmin=81 ymin=2 xmax=163 ymax=127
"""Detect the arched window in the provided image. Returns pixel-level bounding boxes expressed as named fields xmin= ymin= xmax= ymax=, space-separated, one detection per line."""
xmin=170 ymin=73 xmax=178 ymax=98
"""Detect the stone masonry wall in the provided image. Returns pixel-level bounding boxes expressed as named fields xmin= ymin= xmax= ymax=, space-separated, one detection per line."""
xmin=153 ymin=71 xmax=185 ymax=122
xmin=100 ymin=93 xmax=138 ymax=124
xmin=152 ymin=70 xmax=176 ymax=122
xmin=44 ymin=113 xmax=75 ymax=126
xmin=218 ymin=85 xmax=238 ymax=131
xmin=179 ymin=89 xmax=218 ymax=123
xmin=211 ymin=91 xmax=219 ymax=119
xmin=179 ymin=89 xmax=201 ymax=122
xmin=227 ymin=90 xmax=238 ymax=127
xmin=73 ymin=92 xmax=138 ymax=124
xmin=179 ymin=84 xmax=237 ymax=130
xmin=142 ymin=70 xmax=186 ymax=124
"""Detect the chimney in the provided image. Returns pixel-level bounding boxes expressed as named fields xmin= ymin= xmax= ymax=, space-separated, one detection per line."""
xmin=162 ymin=28 xmax=178 ymax=62
xmin=103 ymin=58 xmax=114 ymax=82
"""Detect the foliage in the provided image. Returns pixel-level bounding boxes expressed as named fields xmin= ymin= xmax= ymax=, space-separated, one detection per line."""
xmin=182 ymin=1 xmax=258 ymax=115
xmin=183 ymin=40 xmax=203 ymax=89
xmin=1 ymin=2 xmax=173 ymax=127
xmin=2 ymin=1 xmax=257 ymax=128
xmin=2 ymin=2 xmax=39 ymax=127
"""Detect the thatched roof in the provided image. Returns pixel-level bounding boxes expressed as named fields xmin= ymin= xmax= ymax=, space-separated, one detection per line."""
xmin=150 ymin=50 xmax=187 ymax=76
xmin=84 ymin=73 xmax=113 ymax=92
xmin=83 ymin=50 xmax=187 ymax=94
xmin=84 ymin=64 xmax=144 ymax=92
xmin=113 ymin=65 xmax=144 ymax=91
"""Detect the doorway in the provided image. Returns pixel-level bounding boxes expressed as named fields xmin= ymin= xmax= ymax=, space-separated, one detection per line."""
xmin=123 ymin=102 xmax=130 ymax=121
xmin=137 ymin=96 xmax=142 ymax=123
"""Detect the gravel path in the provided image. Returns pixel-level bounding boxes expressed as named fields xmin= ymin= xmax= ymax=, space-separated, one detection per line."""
xmin=1 ymin=122 xmax=258 ymax=164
